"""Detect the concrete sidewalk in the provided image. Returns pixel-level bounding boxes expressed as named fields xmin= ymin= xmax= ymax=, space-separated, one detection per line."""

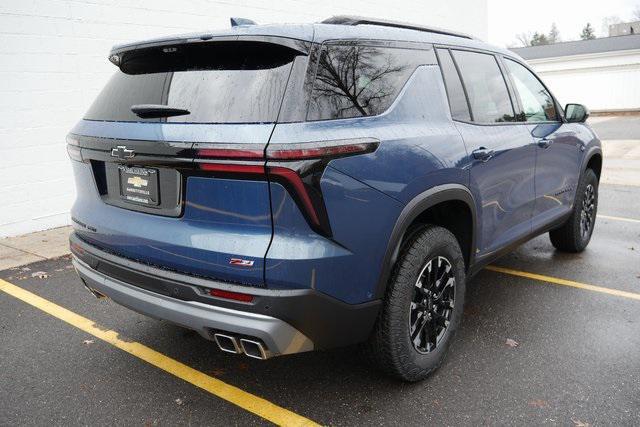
xmin=601 ymin=140 xmax=640 ymax=187
xmin=0 ymin=226 xmax=72 ymax=270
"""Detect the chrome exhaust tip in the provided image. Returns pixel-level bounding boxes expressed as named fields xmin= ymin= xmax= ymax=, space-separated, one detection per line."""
xmin=213 ymin=333 xmax=242 ymax=354
xmin=240 ymin=338 xmax=268 ymax=360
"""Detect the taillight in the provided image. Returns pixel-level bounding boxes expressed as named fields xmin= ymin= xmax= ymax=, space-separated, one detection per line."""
xmin=198 ymin=163 xmax=265 ymax=174
xmin=195 ymin=138 xmax=378 ymax=162
xmin=196 ymin=145 xmax=264 ymax=160
xmin=268 ymin=166 xmax=321 ymax=226
xmin=66 ymin=135 xmax=83 ymax=162
xmin=195 ymin=138 xmax=379 ymax=236
xmin=266 ymin=139 xmax=378 ymax=160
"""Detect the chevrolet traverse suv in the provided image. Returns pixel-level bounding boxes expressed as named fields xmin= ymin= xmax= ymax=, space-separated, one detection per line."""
xmin=68 ymin=16 xmax=602 ymax=381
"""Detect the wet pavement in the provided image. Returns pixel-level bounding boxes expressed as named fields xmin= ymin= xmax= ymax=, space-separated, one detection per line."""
xmin=1 ymin=181 xmax=639 ymax=426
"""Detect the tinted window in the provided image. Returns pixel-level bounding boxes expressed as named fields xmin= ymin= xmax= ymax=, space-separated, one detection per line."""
xmin=307 ymin=44 xmax=434 ymax=120
xmin=436 ymin=48 xmax=471 ymax=121
xmin=505 ymin=59 xmax=557 ymax=122
xmin=452 ymin=50 xmax=516 ymax=123
xmin=84 ymin=41 xmax=298 ymax=124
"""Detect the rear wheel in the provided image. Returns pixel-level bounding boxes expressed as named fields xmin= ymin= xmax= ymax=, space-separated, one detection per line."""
xmin=364 ymin=225 xmax=466 ymax=382
xmin=549 ymin=168 xmax=598 ymax=252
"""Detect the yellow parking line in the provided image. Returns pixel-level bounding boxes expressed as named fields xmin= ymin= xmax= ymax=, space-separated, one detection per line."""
xmin=598 ymin=214 xmax=640 ymax=224
xmin=485 ymin=266 xmax=640 ymax=301
xmin=0 ymin=279 xmax=319 ymax=427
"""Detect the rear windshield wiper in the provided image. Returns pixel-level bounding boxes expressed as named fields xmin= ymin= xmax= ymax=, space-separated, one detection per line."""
xmin=131 ymin=104 xmax=190 ymax=119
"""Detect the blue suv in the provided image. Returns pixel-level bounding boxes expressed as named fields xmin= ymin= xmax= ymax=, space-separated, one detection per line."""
xmin=68 ymin=16 xmax=602 ymax=381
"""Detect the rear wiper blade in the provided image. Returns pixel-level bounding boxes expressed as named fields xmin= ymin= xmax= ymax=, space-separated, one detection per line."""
xmin=131 ymin=104 xmax=190 ymax=119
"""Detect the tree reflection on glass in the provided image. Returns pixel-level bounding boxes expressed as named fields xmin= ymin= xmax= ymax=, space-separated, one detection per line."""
xmin=309 ymin=45 xmax=409 ymax=120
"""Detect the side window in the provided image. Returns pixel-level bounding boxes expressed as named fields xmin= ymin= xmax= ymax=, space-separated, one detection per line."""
xmin=452 ymin=50 xmax=516 ymax=123
xmin=505 ymin=59 xmax=558 ymax=122
xmin=307 ymin=44 xmax=435 ymax=121
xmin=436 ymin=48 xmax=471 ymax=121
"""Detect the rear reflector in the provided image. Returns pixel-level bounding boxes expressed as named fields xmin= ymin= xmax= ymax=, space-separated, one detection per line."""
xmin=209 ymin=288 xmax=254 ymax=303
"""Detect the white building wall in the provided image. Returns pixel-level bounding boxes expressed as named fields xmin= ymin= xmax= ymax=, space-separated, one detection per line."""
xmin=0 ymin=0 xmax=488 ymax=237
xmin=526 ymin=50 xmax=640 ymax=112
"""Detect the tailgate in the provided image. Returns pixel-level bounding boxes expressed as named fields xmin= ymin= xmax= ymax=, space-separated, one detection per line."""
xmin=69 ymin=39 xmax=305 ymax=286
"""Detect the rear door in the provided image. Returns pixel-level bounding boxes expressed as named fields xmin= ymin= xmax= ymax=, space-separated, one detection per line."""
xmin=70 ymin=39 xmax=305 ymax=286
xmin=443 ymin=49 xmax=536 ymax=254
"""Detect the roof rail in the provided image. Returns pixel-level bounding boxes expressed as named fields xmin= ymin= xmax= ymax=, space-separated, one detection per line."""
xmin=321 ymin=15 xmax=474 ymax=40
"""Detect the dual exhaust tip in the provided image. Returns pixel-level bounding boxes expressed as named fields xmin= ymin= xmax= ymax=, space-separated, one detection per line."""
xmin=213 ymin=333 xmax=268 ymax=360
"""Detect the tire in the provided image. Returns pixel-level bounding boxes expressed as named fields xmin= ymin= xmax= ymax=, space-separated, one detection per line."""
xmin=364 ymin=225 xmax=466 ymax=382
xmin=549 ymin=168 xmax=598 ymax=253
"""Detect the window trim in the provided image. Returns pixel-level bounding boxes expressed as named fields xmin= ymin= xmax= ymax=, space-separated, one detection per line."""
xmin=433 ymin=44 xmax=567 ymax=127
xmin=500 ymin=56 xmax=563 ymax=124
xmin=434 ymin=47 xmax=473 ymax=122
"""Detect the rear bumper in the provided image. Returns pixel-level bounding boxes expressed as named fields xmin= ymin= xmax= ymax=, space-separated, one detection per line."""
xmin=73 ymin=257 xmax=312 ymax=356
xmin=70 ymin=232 xmax=381 ymax=356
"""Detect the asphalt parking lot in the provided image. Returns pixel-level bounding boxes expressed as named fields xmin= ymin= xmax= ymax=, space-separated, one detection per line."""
xmin=2 ymin=119 xmax=640 ymax=426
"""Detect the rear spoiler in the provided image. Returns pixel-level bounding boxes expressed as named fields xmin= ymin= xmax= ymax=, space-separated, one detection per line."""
xmin=108 ymin=34 xmax=311 ymax=68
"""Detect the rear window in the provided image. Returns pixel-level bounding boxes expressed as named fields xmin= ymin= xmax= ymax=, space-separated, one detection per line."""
xmin=84 ymin=41 xmax=300 ymax=124
xmin=307 ymin=44 xmax=436 ymax=121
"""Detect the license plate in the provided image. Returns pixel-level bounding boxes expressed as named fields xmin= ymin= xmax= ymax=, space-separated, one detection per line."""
xmin=118 ymin=165 xmax=159 ymax=206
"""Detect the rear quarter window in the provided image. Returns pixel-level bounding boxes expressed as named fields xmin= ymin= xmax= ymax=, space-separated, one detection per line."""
xmin=84 ymin=41 xmax=299 ymax=124
xmin=307 ymin=44 xmax=436 ymax=121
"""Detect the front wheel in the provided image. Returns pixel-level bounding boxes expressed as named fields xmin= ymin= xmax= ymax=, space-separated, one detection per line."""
xmin=364 ymin=225 xmax=466 ymax=382
xmin=549 ymin=168 xmax=598 ymax=253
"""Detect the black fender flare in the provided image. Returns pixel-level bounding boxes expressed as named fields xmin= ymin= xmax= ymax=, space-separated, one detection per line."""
xmin=373 ymin=184 xmax=477 ymax=299
xmin=581 ymin=144 xmax=603 ymax=178
xmin=569 ymin=144 xmax=603 ymax=211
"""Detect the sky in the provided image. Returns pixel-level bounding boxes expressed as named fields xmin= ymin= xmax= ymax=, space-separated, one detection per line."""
xmin=488 ymin=0 xmax=640 ymax=47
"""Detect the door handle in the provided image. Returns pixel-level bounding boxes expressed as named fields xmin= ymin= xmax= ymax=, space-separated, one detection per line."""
xmin=472 ymin=147 xmax=495 ymax=162
xmin=538 ymin=138 xmax=552 ymax=149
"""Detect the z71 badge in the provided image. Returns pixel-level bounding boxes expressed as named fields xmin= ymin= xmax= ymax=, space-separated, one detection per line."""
xmin=229 ymin=258 xmax=255 ymax=267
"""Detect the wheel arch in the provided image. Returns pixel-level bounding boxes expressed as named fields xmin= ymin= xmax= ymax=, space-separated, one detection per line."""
xmin=374 ymin=184 xmax=477 ymax=299
xmin=582 ymin=146 xmax=603 ymax=181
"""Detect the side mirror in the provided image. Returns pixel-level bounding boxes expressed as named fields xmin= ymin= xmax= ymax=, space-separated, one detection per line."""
xmin=565 ymin=103 xmax=589 ymax=123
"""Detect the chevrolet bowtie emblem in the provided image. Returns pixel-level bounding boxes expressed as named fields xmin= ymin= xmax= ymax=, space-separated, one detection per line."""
xmin=111 ymin=145 xmax=135 ymax=159
xmin=127 ymin=176 xmax=148 ymax=188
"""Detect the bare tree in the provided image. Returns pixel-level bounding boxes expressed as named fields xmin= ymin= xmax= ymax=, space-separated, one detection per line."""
xmin=601 ymin=15 xmax=622 ymax=36
xmin=514 ymin=24 xmax=559 ymax=47
xmin=548 ymin=23 xmax=561 ymax=43
xmin=515 ymin=32 xmax=532 ymax=47
xmin=312 ymin=46 xmax=406 ymax=118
